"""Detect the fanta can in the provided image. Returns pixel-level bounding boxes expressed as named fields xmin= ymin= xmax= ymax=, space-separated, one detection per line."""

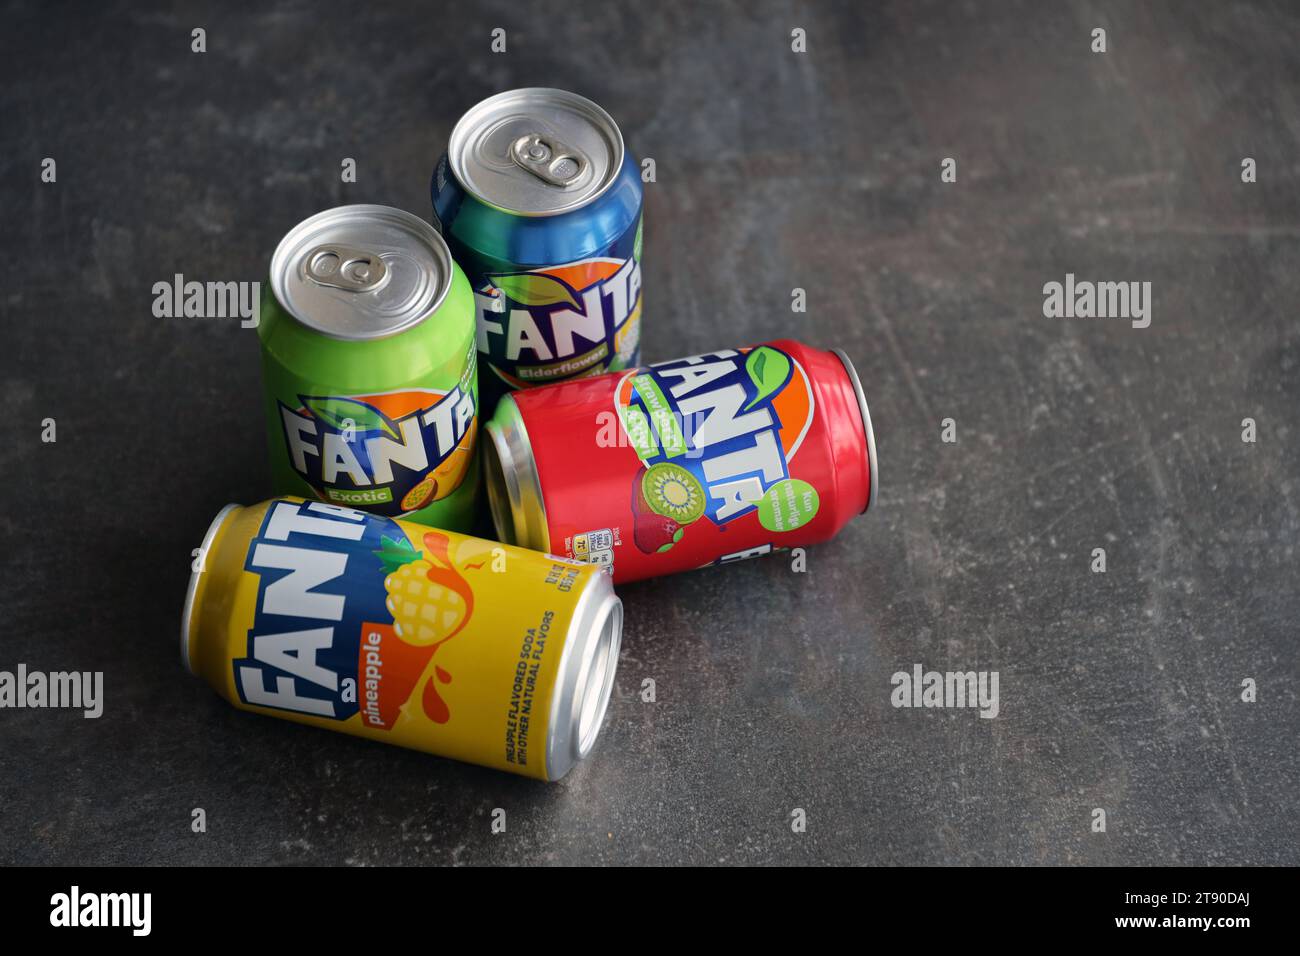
xmin=483 ymin=340 xmax=879 ymax=583
xmin=431 ymin=88 xmax=644 ymax=416
xmin=258 ymin=205 xmax=480 ymax=531
xmin=182 ymin=497 xmax=622 ymax=780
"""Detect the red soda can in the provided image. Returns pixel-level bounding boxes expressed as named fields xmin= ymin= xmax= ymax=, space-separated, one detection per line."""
xmin=483 ymin=340 xmax=878 ymax=582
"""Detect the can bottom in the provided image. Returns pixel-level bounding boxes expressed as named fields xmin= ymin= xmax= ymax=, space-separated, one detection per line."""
xmin=577 ymin=599 xmax=622 ymax=756
xmin=483 ymin=395 xmax=550 ymax=552
xmin=483 ymin=422 xmax=517 ymax=546
xmin=545 ymin=577 xmax=622 ymax=781
xmin=830 ymin=348 xmax=880 ymax=514
xmin=180 ymin=503 xmax=241 ymax=676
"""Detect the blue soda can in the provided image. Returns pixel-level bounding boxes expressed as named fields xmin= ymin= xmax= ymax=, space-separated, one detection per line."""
xmin=431 ymin=88 xmax=644 ymax=415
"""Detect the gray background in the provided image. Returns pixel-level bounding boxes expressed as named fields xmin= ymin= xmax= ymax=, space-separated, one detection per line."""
xmin=2 ymin=0 xmax=1297 ymax=865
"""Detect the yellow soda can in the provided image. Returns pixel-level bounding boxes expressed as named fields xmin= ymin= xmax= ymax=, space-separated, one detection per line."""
xmin=181 ymin=497 xmax=622 ymax=780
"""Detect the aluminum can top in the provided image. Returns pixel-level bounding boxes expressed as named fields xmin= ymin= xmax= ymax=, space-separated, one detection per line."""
xmin=448 ymin=88 xmax=625 ymax=217
xmin=269 ymin=204 xmax=453 ymax=341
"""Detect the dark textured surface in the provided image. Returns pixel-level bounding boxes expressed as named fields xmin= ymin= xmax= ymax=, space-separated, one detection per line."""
xmin=2 ymin=1 xmax=1298 ymax=865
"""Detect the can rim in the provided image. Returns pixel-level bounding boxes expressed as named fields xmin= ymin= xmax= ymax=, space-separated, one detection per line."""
xmin=483 ymin=395 xmax=551 ymax=552
xmin=180 ymin=503 xmax=240 ymax=676
xmin=448 ymin=87 xmax=626 ymax=218
xmin=269 ymin=204 xmax=454 ymax=341
xmin=545 ymin=572 xmax=622 ymax=780
xmin=831 ymin=349 xmax=879 ymax=514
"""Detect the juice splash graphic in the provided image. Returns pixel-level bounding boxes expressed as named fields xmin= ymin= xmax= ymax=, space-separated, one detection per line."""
xmin=375 ymin=530 xmax=475 ymax=724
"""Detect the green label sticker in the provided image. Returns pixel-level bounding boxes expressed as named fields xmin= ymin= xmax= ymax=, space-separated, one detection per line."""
xmin=325 ymin=486 xmax=394 ymax=505
xmin=515 ymin=342 xmax=609 ymax=382
xmin=632 ymin=374 xmax=686 ymax=458
xmin=621 ymin=406 xmax=659 ymax=459
xmin=757 ymin=478 xmax=820 ymax=533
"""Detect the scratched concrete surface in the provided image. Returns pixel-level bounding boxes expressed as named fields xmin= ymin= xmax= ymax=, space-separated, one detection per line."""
xmin=1 ymin=1 xmax=1297 ymax=865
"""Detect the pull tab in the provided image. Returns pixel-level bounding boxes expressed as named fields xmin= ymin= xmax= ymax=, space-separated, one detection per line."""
xmin=302 ymin=245 xmax=388 ymax=293
xmin=510 ymin=132 xmax=588 ymax=187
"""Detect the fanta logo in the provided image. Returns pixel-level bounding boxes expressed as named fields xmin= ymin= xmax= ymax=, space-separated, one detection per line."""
xmin=615 ymin=346 xmax=815 ymax=526
xmin=476 ymin=255 xmax=642 ymax=382
xmin=235 ymin=499 xmax=376 ymax=720
xmin=278 ymin=386 xmax=476 ymax=517
xmin=235 ymin=499 xmax=477 ymax=728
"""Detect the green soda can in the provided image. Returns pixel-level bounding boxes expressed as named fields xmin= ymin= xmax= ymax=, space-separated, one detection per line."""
xmin=258 ymin=204 xmax=480 ymax=531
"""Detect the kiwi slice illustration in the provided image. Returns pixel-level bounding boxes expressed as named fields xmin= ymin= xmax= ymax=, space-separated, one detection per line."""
xmin=641 ymin=462 xmax=706 ymax=525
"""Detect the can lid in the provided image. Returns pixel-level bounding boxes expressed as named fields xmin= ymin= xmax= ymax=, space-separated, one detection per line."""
xmin=831 ymin=349 xmax=879 ymax=514
xmin=270 ymin=204 xmax=453 ymax=340
xmin=448 ymin=88 xmax=625 ymax=217
xmin=180 ymin=503 xmax=241 ymax=676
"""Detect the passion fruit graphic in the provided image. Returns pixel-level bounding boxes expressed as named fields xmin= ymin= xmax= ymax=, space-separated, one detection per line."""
xmin=642 ymin=462 xmax=706 ymax=525
xmin=399 ymin=473 xmax=439 ymax=512
xmin=430 ymin=425 xmax=476 ymax=501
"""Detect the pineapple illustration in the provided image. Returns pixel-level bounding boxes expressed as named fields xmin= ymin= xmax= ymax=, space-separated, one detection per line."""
xmin=374 ymin=532 xmax=475 ymax=647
